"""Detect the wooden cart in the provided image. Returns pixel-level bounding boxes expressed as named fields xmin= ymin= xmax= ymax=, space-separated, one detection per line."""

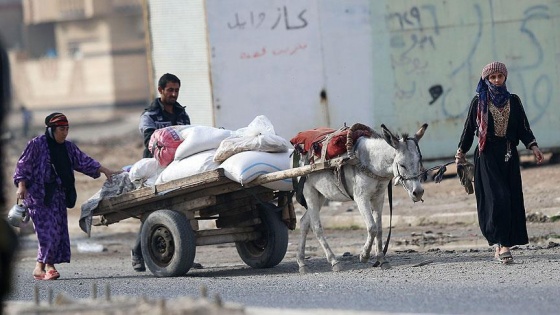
xmin=91 ymin=160 xmax=341 ymax=277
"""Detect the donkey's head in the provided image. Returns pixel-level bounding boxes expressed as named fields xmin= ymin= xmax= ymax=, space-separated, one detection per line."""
xmin=381 ymin=123 xmax=428 ymax=202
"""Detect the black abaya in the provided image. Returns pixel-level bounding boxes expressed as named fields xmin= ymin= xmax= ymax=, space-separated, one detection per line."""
xmin=473 ymin=138 xmax=528 ymax=247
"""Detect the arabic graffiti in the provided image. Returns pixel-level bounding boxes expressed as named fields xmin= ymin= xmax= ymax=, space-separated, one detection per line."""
xmin=388 ymin=5 xmax=438 ymax=101
xmin=387 ymin=2 xmax=553 ymax=126
xmin=240 ymin=43 xmax=308 ymax=60
xmin=387 ymin=5 xmax=439 ymax=34
xmin=388 ymin=4 xmax=438 ymax=58
xmin=227 ymin=6 xmax=308 ymax=30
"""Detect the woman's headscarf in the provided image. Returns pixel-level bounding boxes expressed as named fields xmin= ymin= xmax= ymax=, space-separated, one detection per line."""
xmin=475 ymin=61 xmax=510 ymax=152
xmin=45 ymin=112 xmax=68 ymax=137
xmin=44 ymin=113 xmax=74 ymax=202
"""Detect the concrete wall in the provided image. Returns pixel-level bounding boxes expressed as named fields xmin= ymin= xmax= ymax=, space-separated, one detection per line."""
xmin=374 ymin=0 xmax=560 ymax=158
xmin=198 ymin=0 xmax=560 ymax=159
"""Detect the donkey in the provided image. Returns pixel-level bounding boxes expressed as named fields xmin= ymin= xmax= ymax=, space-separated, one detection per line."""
xmin=296 ymin=123 xmax=428 ymax=273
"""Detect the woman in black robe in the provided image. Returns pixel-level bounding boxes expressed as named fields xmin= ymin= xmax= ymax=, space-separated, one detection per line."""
xmin=455 ymin=61 xmax=544 ymax=264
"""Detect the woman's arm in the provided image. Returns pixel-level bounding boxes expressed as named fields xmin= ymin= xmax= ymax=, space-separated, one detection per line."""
xmin=456 ymin=96 xmax=478 ymax=164
xmin=98 ymin=165 xmax=122 ymax=180
xmin=513 ymin=95 xmax=544 ymax=164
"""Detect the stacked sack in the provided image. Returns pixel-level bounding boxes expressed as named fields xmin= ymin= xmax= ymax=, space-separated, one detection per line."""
xmin=127 ymin=115 xmax=294 ymax=191
xmin=216 ymin=115 xmax=293 ymax=191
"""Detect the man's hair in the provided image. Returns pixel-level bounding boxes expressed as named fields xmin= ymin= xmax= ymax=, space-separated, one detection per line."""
xmin=158 ymin=73 xmax=181 ymax=89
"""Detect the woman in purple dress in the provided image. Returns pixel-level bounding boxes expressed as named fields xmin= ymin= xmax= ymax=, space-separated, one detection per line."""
xmin=14 ymin=113 xmax=120 ymax=280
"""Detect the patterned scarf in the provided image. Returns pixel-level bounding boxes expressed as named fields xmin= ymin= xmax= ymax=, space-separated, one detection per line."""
xmin=475 ymin=78 xmax=510 ymax=152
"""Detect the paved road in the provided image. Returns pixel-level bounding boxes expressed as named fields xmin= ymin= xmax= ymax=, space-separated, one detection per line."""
xmin=5 ymin=225 xmax=560 ymax=315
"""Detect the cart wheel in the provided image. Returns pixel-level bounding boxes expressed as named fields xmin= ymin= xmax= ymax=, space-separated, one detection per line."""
xmin=141 ymin=209 xmax=195 ymax=277
xmin=235 ymin=203 xmax=288 ymax=268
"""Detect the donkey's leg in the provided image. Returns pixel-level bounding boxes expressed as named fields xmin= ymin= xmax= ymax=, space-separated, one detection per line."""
xmin=306 ymin=193 xmax=341 ymax=272
xmin=371 ymin=193 xmax=391 ymax=269
xmin=354 ymin=197 xmax=375 ymax=263
xmin=296 ymin=211 xmax=311 ymax=274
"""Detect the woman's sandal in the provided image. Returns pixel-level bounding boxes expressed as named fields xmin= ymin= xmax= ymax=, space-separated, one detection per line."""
xmin=494 ymin=245 xmax=514 ymax=264
xmin=43 ymin=269 xmax=60 ymax=280
xmin=498 ymin=251 xmax=514 ymax=264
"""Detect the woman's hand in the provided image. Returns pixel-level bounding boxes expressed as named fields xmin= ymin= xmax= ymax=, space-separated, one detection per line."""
xmin=455 ymin=149 xmax=466 ymax=165
xmin=532 ymin=146 xmax=544 ymax=164
xmin=16 ymin=181 xmax=27 ymax=200
xmin=99 ymin=166 xmax=123 ymax=180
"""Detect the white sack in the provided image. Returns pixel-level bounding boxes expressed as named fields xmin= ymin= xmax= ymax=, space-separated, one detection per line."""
xmin=214 ymin=134 xmax=292 ymax=162
xmin=232 ymin=115 xmax=276 ymax=137
xmin=220 ymin=150 xmax=294 ymax=191
xmin=214 ymin=115 xmax=291 ymax=162
xmin=128 ymin=158 xmax=163 ymax=182
xmin=144 ymin=171 xmax=162 ymax=187
xmin=174 ymin=126 xmax=232 ymax=161
xmin=156 ymin=149 xmax=221 ymax=185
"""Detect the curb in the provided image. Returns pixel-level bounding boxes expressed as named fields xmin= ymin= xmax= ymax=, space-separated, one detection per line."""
xmin=311 ymin=207 xmax=560 ymax=230
xmin=196 ymin=212 xmax=480 ymax=231
xmin=318 ymin=211 xmax=479 ymax=229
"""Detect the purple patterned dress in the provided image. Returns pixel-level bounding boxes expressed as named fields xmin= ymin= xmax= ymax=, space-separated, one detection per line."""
xmin=13 ymin=135 xmax=101 ymax=264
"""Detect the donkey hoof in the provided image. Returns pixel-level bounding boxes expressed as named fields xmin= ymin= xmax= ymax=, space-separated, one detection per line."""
xmin=299 ymin=266 xmax=309 ymax=274
xmin=332 ymin=262 xmax=342 ymax=272
xmin=359 ymin=254 xmax=370 ymax=263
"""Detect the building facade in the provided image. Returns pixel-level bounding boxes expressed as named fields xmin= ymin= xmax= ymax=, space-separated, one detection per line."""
xmin=5 ymin=0 xmax=149 ymax=111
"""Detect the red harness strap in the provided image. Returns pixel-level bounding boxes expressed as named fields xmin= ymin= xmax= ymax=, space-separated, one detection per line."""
xmin=291 ymin=124 xmax=373 ymax=161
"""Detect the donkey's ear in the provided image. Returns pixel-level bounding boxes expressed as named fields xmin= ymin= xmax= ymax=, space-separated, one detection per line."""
xmin=414 ymin=123 xmax=428 ymax=141
xmin=381 ymin=124 xmax=399 ymax=148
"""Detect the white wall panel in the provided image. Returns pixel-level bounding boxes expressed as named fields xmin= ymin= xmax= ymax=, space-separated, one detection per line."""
xmin=206 ymin=0 xmax=326 ymax=136
xmin=148 ymin=0 xmax=213 ymax=126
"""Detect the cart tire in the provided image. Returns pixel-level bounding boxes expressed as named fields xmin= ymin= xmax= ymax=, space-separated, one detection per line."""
xmin=141 ymin=210 xmax=195 ymax=277
xmin=235 ymin=203 xmax=288 ymax=268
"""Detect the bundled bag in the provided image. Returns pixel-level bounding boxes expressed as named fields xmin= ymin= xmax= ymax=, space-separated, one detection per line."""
xmin=214 ymin=115 xmax=291 ymax=162
xmin=149 ymin=126 xmax=189 ymax=167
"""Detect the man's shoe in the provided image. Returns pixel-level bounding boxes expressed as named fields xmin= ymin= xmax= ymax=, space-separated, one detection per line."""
xmin=131 ymin=250 xmax=146 ymax=272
